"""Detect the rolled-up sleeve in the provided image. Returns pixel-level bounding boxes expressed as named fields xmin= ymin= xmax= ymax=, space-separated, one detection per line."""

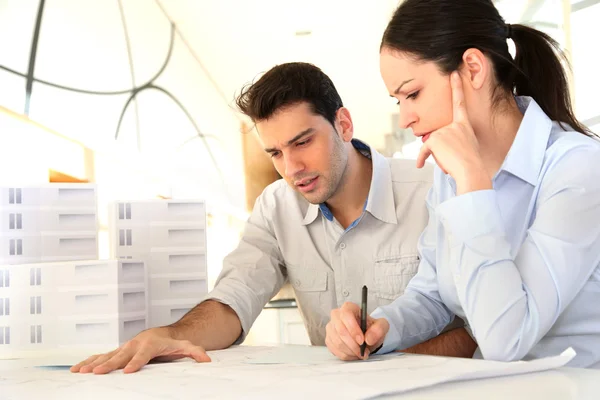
xmin=202 ymin=188 xmax=286 ymax=344
xmin=435 ymin=147 xmax=600 ymax=361
xmin=371 ymin=186 xmax=454 ymax=353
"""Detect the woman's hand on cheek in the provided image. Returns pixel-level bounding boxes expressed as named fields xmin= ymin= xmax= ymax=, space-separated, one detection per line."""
xmin=416 ymin=71 xmax=492 ymax=195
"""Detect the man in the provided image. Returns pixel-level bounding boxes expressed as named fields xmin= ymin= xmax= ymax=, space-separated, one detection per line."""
xmin=71 ymin=62 xmax=476 ymax=374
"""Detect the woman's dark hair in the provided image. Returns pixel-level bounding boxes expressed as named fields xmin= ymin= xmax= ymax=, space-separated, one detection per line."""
xmin=381 ymin=0 xmax=593 ymax=137
xmin=236 ymin=62 xmax=343 ymax=127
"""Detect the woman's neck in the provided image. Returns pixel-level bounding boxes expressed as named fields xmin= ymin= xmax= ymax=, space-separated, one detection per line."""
xmin=471 ymin=97 xmax=524 ymax=179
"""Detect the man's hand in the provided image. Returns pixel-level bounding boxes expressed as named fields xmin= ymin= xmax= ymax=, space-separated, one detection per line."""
xmin=325 ymin=302 xmax=389 ymax=361
xmin=70 ymin=327 xmax=211 ymax=374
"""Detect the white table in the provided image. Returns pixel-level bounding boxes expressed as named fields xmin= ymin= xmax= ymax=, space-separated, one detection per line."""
xmin=1 ymin=346 xmax=599 ymax=399
xmin=385 ymin=367 xmax=600 ymax=399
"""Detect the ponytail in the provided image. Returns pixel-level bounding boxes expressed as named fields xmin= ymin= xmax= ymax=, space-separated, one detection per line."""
xmin=381 ymin=0 xmax=596 ymax=138
xmin=509 ymin=24 xmax=593 ymax=137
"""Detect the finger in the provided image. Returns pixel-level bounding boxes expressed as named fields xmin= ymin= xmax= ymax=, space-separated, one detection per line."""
xmin=326 ymin=337 xmax=350 ymax=360
xmin=78 ymin=352 xmax=117 ymax=374
xmin=365 ymin=318 xmax=390 ymax=348
xmin=365 ymin=315 xmax=379 ymax=331
xmin=122 ymin=346 xmax=161 ymax=374
xmin=363 ymin=347 xmax=371 ymax=360
xmin=334 ymin=318 xmax=362 ymax=358
xmin=325 ymin=322 xmax=335 ymax=353
xmin=326 ymin=321 xmax=358 ymax=360
xmin=416 ymin=141 xmax=432 ymax=169
xmin=93 ymin=349 xmax=134 ymax=374
xmin=340 ymin=308 xmax=364 ymax=346
xmin=340 ymin=302 xmax=361 ymax=318
xmin=70 ymin=353 xmax=104 ymax=373
xmin=451 ymin=71 xmax=468 ymax=123
xmin=328 ymin=332 xmax=359 ymax=361
xmin=74 ymin=351 xmax=119 ymax=373
xmin=149 ymin=341 xmax=210 ymax=365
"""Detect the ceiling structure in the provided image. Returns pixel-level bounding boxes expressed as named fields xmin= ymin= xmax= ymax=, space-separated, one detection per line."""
xmin=157 ymin=0 xmax=557 ymax=152
xmin=158 ymin=0 xmax=410 ymax=152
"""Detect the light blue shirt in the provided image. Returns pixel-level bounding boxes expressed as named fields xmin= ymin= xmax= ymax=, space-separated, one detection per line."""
xmin=372 ymin=97 xmax=600 ymax=368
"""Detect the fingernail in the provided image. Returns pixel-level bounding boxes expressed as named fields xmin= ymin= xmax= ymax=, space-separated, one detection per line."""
xmin=356 ymin=335 xmax=363 ymax=343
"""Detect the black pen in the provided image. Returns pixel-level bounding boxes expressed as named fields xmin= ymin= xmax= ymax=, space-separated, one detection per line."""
xmin=360 ymin=285 xmax=368 ymax=358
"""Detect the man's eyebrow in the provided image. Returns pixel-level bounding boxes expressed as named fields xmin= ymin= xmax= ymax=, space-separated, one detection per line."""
xmin=264 ymin=128 xmax=314 ymax=153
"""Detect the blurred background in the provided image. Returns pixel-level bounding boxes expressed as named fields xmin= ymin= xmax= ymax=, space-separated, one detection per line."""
xmin=0 ymin=0 xmax=598 ymax=345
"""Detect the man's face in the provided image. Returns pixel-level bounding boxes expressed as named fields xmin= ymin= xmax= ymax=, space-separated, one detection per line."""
xmin=257 ymin=102 xmax=349 ymax=204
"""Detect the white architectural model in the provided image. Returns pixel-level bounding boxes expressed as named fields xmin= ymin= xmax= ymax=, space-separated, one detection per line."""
xmin=0 ymin=184 xmax=98 ymax=265
xmin=109 ymin=200 xmax=207 ymax=328
xmin=0 ymin=259 xmax=147 ymax=355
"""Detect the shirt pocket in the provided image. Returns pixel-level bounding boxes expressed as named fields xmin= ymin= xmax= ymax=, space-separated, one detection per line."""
xmin=373 ymin=254 xmax=420 ymax=305
xmin=285 ymin=264 xmax=329 ymax=339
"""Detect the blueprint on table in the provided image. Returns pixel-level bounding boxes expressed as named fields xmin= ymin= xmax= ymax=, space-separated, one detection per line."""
xmin=0 ymin=345 xmax=576 ymax=400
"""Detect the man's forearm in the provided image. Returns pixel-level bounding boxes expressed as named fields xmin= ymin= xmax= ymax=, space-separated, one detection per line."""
xmin=167 ymin=300 xmax=242 ymax=351
xmin=401 ymin=327 xmax=477 ymax=358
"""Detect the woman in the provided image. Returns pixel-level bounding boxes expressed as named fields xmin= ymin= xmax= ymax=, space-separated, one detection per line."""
xmin=325 ymin=0 xmax=600 ymax=368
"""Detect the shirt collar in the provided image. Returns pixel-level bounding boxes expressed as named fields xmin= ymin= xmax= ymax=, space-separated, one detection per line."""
xmin=498 ymin=96 xmax=553 ymax=185
xmin=302 ymin=138 xmax=397 ymax=225
xmin=365 ymin=141 xmax=397 ymax=224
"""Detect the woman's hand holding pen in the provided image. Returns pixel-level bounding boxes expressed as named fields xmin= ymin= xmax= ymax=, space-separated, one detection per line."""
xmin=416 ymin=71 xmax=492 ymax=195
xmin=325 ymin=302 xmax=389 ymax=361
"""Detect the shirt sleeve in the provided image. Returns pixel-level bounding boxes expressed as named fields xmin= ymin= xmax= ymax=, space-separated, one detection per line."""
xmin=371 ymin=184 xmax=454 ymax=354
xmin=201 ymin=187 xmax=286 ymax=344
xmin=435 ymin=145 xmax=600 ymax=362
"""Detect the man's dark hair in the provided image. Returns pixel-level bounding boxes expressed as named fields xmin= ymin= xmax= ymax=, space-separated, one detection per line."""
xmin=236 ymin=62 xmax=343 ymax=127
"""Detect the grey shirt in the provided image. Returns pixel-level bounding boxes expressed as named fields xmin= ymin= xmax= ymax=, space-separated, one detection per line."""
xmin=204 ymin=140 xmax=434 ymax=345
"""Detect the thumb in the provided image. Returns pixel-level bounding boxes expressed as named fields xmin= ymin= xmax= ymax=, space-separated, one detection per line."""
xmin=177 ymin=341 xmax=211 ymax=363
xmin=189 ymin=347 xmax=211 ymax=363
xmin=365 ymin=318 xmax=389 ymax=347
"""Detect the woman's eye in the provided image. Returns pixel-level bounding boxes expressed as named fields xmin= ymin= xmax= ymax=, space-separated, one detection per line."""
xmin=407 ymin=90 xmax=420 ymax=100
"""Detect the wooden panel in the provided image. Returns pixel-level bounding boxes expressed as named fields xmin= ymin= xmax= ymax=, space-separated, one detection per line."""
xmin=240 ymin=122 xmax=280 ymax=212
xmin=49 ymin=170 xmax=89 ymax=183
xmin=0 ymin=105 xmax=95 ymax=183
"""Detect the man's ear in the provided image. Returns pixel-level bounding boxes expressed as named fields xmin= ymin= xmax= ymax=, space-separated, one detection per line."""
xmin=336 ymin=107 xmax=354 ymax=142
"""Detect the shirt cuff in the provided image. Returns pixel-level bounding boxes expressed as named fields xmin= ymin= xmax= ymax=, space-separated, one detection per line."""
xmin=435 ymin=189 xmax=505 ymax=242
xmin=463 ymin=322 xmax=476 ymax=342
xmin=370 ymin=307 xmax=402 ymax=354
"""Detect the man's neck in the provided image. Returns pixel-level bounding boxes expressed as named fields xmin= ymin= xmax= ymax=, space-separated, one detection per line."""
xmin=325 ymin=146 xmax=373 ymax=229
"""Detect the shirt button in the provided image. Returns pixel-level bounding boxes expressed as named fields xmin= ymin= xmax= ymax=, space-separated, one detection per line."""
xmin=294 ymin=279 xmax=301 ymax=287
xmin=340 ymin=243 xmax=346 ymax=249
xmin=343 ymin=289 xmax=350 ymax=297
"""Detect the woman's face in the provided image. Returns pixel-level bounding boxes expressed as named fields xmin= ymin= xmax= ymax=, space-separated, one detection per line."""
xmin=379 ymin=47 xmax=454 ymax=143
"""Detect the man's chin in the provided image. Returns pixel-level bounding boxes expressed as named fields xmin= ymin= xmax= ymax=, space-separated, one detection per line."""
xmin=300 ymin=191 xmax=327 ymax=205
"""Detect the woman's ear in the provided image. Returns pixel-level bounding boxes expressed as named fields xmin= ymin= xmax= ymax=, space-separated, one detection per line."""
xmin=460 ymin=48 xmax=488 ymax=91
